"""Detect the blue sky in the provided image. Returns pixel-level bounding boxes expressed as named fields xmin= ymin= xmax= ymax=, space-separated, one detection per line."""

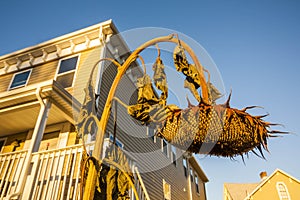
xmin=1 ymin=1 xmax=300 ymax=199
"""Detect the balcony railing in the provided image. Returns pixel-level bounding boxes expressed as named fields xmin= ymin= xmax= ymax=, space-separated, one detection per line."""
xmin=0 ymin=150 xmax=27 ymax=199
xmin=0 ymin=143 xmax=150 ymax=200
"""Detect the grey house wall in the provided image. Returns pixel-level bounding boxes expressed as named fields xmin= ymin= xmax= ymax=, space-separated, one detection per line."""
xmin=96 ymin=48 xmax=207 ymax=200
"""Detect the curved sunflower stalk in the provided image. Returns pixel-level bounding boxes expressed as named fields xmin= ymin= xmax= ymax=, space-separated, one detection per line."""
xmin=76 ymin=58 xmax=122 ymax=153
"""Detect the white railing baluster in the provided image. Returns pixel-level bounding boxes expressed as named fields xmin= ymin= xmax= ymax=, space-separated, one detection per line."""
xmin=49 ymin=150 xmax=61 ymax=200
xmin=43 ymin=152 xmax=55 ymax=199
xmin=31 ymin=153 xmax=43 ymax=200
xmin=36 ymin=152 xmax=50 ymax=200
xmin=134 ymin=167 xmax=151 ymax=200
xmin=66 ymin=147 xmax=78 ymax=199
xmin=60 ymin=148 xmax=72 ymax=200
xmin=8 ymin=151 xmax=22 ymax=194
xmin=53 ymin=149 xmax=67 ymax=199
xmin=0 ymin=154 xmax=14 ymax=199
xmin=73 ymin=148 xmax=83 ymax=200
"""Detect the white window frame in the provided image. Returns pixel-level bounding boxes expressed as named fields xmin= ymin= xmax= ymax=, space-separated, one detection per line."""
xmin=163 ymin=179 xmax=171 ymax=200
xmin=55 ymin=54 xmax=80 ymax=88
xmin=0 ymin=137 xmax=7 ymax=153
xmin=109 ymin=133 xmax=124 ymax=149
xmin=276 ymin=182 xmax=290 ymax=200
xmin=147 ymin=127 xmax=156 ymax=143
xmin=8 ymin=69 xmax=32 ymax=90
xmin=183 ymin=158 xmax=188 ymax=177
xmin=190 ymin=168 xmax=194 ymax=182
xmin=161 ymin=139 xmax=169 ymax=157
xmin=195 ymin=174 xmax=200 ymax=194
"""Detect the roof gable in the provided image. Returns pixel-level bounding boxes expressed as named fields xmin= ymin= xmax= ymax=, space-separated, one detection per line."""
xmin=224 ymin=183 xmax=258 ymax=200
xmin=245 ymin=169 xmax=300 ymax=199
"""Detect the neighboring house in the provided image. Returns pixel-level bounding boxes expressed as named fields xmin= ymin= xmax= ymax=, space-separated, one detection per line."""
xmin=0 ymin=19 xmax=208 ymax=199
xmin=224 ymin=169 xmax=300 ymax=200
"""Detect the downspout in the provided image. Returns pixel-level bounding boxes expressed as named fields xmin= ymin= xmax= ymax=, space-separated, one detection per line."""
xmin=6 ymin=87 xmax=50 ymax=200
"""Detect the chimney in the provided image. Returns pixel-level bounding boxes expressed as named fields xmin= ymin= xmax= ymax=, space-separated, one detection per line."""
xmin=259 ymin=171 xmax=268 ymax=181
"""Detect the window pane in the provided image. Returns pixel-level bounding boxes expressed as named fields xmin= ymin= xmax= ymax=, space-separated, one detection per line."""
xmin=277 ymin=182 xmax=290 ymax=199
xmin=183 ymin=158 xmax=187 ymax=177
xmin=10 ymin=71 xmax=30 ymax=89
xmin=58 ymin=56 xmax=78 ymax=74
xmin=190 ymin=169 xmax=194 ymax=182
xmin=195 ymin=175 xmax=199 ymax=193
xmin=162 ymin=139 xmax=168 ymax=155
xmin=56 ymin=72 xmax=75 ymax=88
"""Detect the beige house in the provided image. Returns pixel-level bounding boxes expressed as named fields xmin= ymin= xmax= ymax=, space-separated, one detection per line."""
xmin=0 ymin=19 xmax=208 ymax=199
xmin=224 ymin=169 xmax=300 ymax=200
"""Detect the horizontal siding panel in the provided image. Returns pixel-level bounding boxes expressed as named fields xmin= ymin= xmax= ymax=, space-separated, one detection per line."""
xmin=73 ymin=47 xmax=102 ymax=103
xmin=0 ymin=73 xmax=14 ymax=93
xmin=27 ymin=61 xmax=58 ymax=86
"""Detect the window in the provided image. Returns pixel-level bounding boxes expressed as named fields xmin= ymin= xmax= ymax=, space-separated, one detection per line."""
xmin=163 ymin=179 xmax=171 ymax=200
xmin=109 ymin=133 xmax=124 ymax=149
xmin=162 ymin=139 xmax=168 ymax=156
xmin=183 ymin=158 xmax=187 ymax=177
xmin=9 ymin=69 xmax=32 ymax=90
xmin=0 ymin=138 xmax=7 ymax=153
xmin=276 ymin=182 xmax=290 ymax=200
xmin=190 ymin=168 xmax=194 ymax=182
xmin=148 ymin=127 xmax=156 ymax=143
xmin=39 ymin=131 xmax=60 ymax=151
xmin=195 ymin=174 xmax=200 ymax=194
xmin=171 ymin=146 xmax=177 ymax=166
xmin=56 ymin=55 xmax=79 ymax=88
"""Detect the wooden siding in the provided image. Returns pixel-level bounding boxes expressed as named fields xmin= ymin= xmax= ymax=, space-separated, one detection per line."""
xmin=0 ymin=73 xmax=13 ymax=92
xmin=251 ymin=171 xmax=300 ymax=200
xmin=27 ymin=61 xmax=58 ymax=85
xmin=0 ymin=46 xmax=102 ymax=100
xmin=72 ymin=47 xmax=102 ymax=103
xmin=0 ymin=61 xmax=58 ymax=93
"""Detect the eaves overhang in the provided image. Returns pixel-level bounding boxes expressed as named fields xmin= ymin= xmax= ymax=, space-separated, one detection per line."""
xmin=189 ymin=155 xmax=209 ymax=183
xmin=0 ymin=80 xmax=81 ymax=136
xmin=0 ymin=19 xmax=118 ymax=75
xmin=0 ymin=80 xmax=80 ymax=112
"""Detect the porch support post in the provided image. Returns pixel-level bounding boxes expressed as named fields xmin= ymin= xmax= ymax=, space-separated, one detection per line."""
xmin=6 ymin=97 xmax=51 ymax=200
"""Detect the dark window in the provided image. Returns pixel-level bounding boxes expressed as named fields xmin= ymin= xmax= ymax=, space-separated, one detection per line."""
xmin=183 ymin=158 xmax=187 ymax=177
xmin=109 ymin=134 xmax=124 ymax=149
xmin=56 ymin=72 xmax=75 ymax=88
xmin=58 ymin=56 xmax=78 ymax=73
xmin=9 ymin=70 xmax=31 ymax=89
xmin=56 ymin=56 xmax=78 ymax=88
xmin=162 ymin=139 xmax=168 ymax=156
xmin=190 ymin=168 xmax=194 ymax=182
xmin=195 ymin=175 xmax=200 ymax=194
xmin=148 ymin=127 xmax=156 ymax=143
